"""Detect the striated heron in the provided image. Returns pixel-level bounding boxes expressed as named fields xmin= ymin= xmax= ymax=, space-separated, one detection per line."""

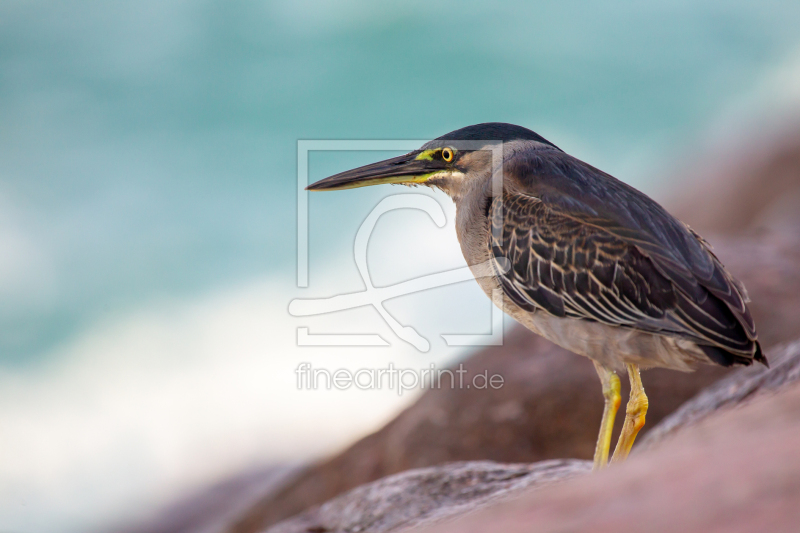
xmin=307 ymin=123 xmax=766 ymax=469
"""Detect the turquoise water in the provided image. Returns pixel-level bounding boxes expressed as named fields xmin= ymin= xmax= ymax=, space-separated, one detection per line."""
xmin=2 ymin=0 xmax=800 ymax=367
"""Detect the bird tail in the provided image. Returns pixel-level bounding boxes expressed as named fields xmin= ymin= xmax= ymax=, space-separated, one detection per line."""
xmin=754 ymin=341 xmax=769 ymax=368
xmin=698 ymin=340 xmax=768 ymax=368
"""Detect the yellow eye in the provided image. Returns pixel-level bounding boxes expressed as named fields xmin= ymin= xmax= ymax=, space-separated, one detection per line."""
xmin=442 ymin=147 xmax=454 ymax=162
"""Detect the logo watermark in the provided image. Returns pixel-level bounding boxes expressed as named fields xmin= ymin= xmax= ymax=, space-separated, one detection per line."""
xmin=295 ymin=362 xmax=505 ymax=396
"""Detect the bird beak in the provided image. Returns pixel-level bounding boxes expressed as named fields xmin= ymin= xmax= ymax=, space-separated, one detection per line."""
xmin=306 ymin=151 xmax=448 ymax=191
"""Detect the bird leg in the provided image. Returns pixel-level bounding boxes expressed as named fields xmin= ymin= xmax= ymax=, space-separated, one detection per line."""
xmin=611 ymin=363 xmax=648 ymax=463
xmin=592 ymin=361 xmax=621 ymax=471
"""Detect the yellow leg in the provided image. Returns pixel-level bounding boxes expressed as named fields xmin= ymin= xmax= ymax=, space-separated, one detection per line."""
xmin=611 ymin=363 xmax=649 ymax=464
xmin=592 ymin=361 xmax=621 ymax=471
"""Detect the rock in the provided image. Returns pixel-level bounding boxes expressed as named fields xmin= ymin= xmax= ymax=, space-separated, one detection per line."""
xmin=228 ymin=331 xmax=730 ymax=533
xmin=265 ymin=460 xmax=591 ymax=533
xmin=670 ymin=127 xmax=800 ymax=236
xmin=705 ymin=232 xmax=800 ymax=348
xmin=638 ymin=338 xmax=800 ymax=451
xmin=263 ymin=340 xmax=800 ymax=533
xmin=416 ymin=381 xmax=800 ymax=533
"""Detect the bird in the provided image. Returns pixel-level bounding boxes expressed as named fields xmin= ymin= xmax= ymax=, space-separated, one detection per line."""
xmin=306 ymin=122 xmax=766 ymax=469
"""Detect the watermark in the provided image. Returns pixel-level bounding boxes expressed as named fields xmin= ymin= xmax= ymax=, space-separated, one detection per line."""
xmin=291 ymin=140 xmax=507 ymax=351
xmin=295 ymin=362 xmax=505 ymax=396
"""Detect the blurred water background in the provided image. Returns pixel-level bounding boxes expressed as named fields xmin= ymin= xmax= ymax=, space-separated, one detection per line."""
xmin=2 ymin=1 xmax=800 ymax=531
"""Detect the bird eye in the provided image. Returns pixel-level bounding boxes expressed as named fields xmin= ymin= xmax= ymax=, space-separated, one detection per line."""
xmin=442 ymin=147 xmax=454 ymax=162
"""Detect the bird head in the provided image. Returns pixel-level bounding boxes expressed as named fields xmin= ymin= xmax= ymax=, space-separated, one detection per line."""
xmin=305 ymin=123 xmax=560 ymax=199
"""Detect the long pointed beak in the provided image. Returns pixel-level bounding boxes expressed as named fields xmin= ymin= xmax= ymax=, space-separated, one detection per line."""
xmin=306 ymin=151 xmax=447 ymax=191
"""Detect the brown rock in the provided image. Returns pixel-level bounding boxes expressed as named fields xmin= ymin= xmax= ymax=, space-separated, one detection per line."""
xmin=419 ymin=380 xmax=800 ymax=533
xmin=265 ymin=340 xmax=800 ymax=533
xmin=708 ymin=232 xmax=800 ymax=348
xmin=638 ymin=338 xmax=800 ymax=451
xmin=671 ymin=127 xmax=800 ymax=236
xmin=228 ymin=334 xmax=725 ymax=533
xmin=265 ymin=460 xmax=591 ymax=533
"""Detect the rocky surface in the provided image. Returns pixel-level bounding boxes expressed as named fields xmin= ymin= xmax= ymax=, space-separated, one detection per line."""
xmin=229 ymin=331 xmax=731 ymax=533
xmin=670 ymin=126 xmax=800 ymax=236
xmin=418 ymin=379 xmax=800 ymax=533
xmin=266 ymin=460 xmax=590 ymax=533
xmin=703 ymin=230 xmax=800 ymax=347
xmin=638 ymin=338 xmax=800 ymax=451
xmin=266 ymin=341 xmax=800 ymax=533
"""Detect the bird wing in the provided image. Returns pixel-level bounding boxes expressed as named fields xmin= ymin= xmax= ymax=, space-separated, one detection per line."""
xmin=489 ymin=148 xmax=761 ymax=363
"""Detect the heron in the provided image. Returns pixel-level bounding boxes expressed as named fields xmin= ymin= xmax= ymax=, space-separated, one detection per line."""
xmin=306 ymin=123 xmax=766 ymax=469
